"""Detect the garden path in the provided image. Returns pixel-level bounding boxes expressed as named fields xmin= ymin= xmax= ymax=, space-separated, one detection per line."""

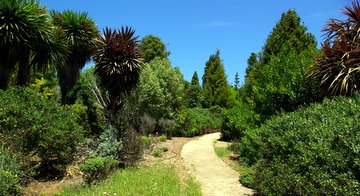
xmin=181 ymin=132 xmax=255 ymax=196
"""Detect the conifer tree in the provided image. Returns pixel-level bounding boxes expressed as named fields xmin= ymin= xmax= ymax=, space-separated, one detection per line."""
xmin=186 ymin=71 xmax=201 ymax=107
xmin=202 ymin=50 xmax=230 ymax=108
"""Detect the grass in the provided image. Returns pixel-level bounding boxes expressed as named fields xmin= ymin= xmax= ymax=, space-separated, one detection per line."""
xmin=214 ymin=146 xmax=231 ymax=158
xmin=56 ymin=164 xmax=201 ymax=196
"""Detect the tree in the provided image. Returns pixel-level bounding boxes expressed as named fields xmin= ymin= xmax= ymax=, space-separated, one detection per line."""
xmin=308 ymin=1 xmax=360 ymax=97
xmin=0 ymin=0 xmax=66 ymax=89
xmin=242 ymin=10 xmax=319 ymax=121
xmin=234 ymin=72 xmax=240 ymax=89
xmin=245 ymin=53 xmax=257 ymax=80
xmin=186 ymin=71 xmax=202 ymax=108
xmin=137 ymin=57 xmax=185 ymax=119
xmin=93 ymin=27 xmax=142 ymax=117
xmin=51 ymin=10 xmax=99 ymax=104
xmin=139 ymin=35 xmax=170 ymax=63
xmin=202 ymin=50 xmax=230 ymax=108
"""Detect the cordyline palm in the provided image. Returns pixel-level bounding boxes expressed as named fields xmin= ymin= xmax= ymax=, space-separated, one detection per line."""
xmin=93 ymin=27 xmax=142 ymax=117
xmin=308 ymin=1 xmax=360 ymax=96
xmin=51 ymin=10 xmax=99 ymax=104
xmin=0 ymin=0 xmax=66 ymax=89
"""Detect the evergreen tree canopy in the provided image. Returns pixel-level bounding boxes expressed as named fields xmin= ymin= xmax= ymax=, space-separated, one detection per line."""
xmin=202 ymin=50 xmax=230 ymax=108
xmin=186 ymin=71 xmax=202 ymax=108
xmin=241 ymin=10 xmax=319 ymax=122
xmin=139 ymin=35 xmax=170 ymax=63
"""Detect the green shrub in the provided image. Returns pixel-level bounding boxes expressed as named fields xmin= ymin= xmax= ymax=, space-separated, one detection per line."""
xmin=221 ymin=104 xmax=259 ymax=141
xmin=153 ymin=147 xmax=168 ymax=157
xmin=0 ymin=144 xmax=22 ymax=195
xmin=174 ymin=107 xmax=222 ymax=137
xmin=239 ymin=93 xmax=360 ymax=195
xmin=158 ymin=118 xmax=174 ymax=139
xmin=159 ymin=135 xmax=167 ymax=142
xmin=139 ymin=114 xmax=156 ymax=135
xmin=97 ymin=125 xmax=123 ymax=158
xmin=140 ymin=136 xmax=152 ymax=148
xmin=79 ymin=154 xmax=119 ymax=184
xmin=0 ymin=87 xmax=84 ymax=177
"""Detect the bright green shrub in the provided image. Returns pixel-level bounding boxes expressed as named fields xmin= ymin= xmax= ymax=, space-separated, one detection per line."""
xmin=0 ymin=87 xmax=84 ymax=177
xmin=0 ymin=144 xmax=22 ymax=195
xmin=239 ymin=94 xmax=360 ymax=195
xmin=159 ymin=135 xmax=167 ymax=142
xmin=79 ymin=154 xmax=119 ymax=184
xmin=221 ymin=105 xmax=259 ymax=141
xmin=174 ymin=107 xmax=222 ymax=137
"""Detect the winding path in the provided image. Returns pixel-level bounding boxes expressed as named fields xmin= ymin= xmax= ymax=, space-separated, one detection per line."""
xmin=181 ymin=132 xmax=255 ymax=196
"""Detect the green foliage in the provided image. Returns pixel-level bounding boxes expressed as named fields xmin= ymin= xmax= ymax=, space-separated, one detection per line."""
xmin=137 ymin=57 xmax=185 ymax=119
xmin=159 ymin=135 xmax=167 ymax=142
xmin=174 ymin=107 xmax=222 ymax=137
xmin=140 ymin=35 xmax=170 ymax=63
xmin=214 ymin=146 xmax=231 ymax=158
xmin=0 ymin=144 xmax=22 ymax=196
xmin=139 ymin=114 xmax=157 ymax=134
xmin=221 ymin=104 xmax=259 ymax=141
xmin=239 ymin=93 xmax=360 ymax=195
xmin=308 ymin=1 xmax=360 ymax=97
xmin=51 ymin=10 xmax=99 ymax=104
xmin=186 ymin=71 xmax=202 ymax=108
xmin=241 ymin=10 xmax=319 ymax=124
xmin=158 ymin=118 xmax=175 ymax=139
xmin=97 ymin=125 xmax=123 ymax=158
xmin=79 ymin=154 xmax=119 ymax=184
xmin=0 ymin=0 xmax=65 ymax=89
xmin=57 ymin=164 xmax=201 ymax=196
xmin=153 ymin=147 xmax=168 ymax=157
xmin=0 ymin=87 xmax=83 ymax=177
xmin=202 ymin=50 xmax=230 ymax=108
xmin=140 ymin=136 xmax=152 ymax=148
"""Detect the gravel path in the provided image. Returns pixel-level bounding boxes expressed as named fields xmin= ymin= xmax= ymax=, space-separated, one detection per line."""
xmin=181 ymin=132 xmax=255 ymax=196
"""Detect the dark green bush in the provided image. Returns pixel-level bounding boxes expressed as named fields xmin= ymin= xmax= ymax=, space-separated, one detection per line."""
xmin=79 ymin=154 xmax=119 ymax=184
xmin=239 ymin=94 xmax=360 ymax=195
xmin=0 ymin=144 xmax=22 ymax=195
xmin=0 ymin=87 xmax=84 ymax=177
xmin=221 ymin=105 xmax=259 ymax=141
xmin=174 ymin=107 xmax=222 ymax=137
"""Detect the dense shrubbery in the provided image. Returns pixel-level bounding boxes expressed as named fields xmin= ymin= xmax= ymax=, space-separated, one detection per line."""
xmin=238 ymin=93 xmax=360 ymax=195
xmin=174 ymin=107 xmax=223 ymax=137
xmin=221 ymin=104 xmax=259 ymax=141
xmin=0 ymin=87 xmax=84 ymax=177
xmin=79 ymin=154 xmax=119 ymax=184
xmin=0 ymin=143 xmax=23 ymax=195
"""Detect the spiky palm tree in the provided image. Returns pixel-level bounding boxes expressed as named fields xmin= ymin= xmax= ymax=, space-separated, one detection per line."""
xmin=93 ymin=27 xmax=142 ymax=117
xmin=51 ymin=10 xmax=99 ymax=104
xmin=308 ymin=1 xmax=360 ymax=96
xmin=0 ymin=0 xmax=65 ymax=89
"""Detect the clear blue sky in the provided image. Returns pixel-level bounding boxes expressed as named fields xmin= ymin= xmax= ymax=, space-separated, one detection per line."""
xmin=40 ymin=0 xmax=350 ymax=84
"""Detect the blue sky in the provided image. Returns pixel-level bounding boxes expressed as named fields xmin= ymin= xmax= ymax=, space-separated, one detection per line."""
xmin=40 ymin=0 xmax=350 ymax=84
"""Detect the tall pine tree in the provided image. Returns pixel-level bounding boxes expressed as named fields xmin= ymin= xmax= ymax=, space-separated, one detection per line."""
xmin=186 ymin=71 xmax=201 ymax=107
xmin=202 ymin=50 xmax=230 ymax=108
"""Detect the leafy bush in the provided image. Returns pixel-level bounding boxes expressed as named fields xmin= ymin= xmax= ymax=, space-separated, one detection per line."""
xmin=140 ymin=136 xmax=152 ymax=149
xmin=0 ymin=144 xmax=22 ymax=195
xmin=239 ymin=93 xmax=360 ymax=195
xmin=221 ymin=104 xmax=259 ymax=141
xmin=139 ymin=114 xmax=156 ymax=135
xmin=117 ymin=129 xmax=144 ymax=166
xmin=97 ymin=125 xmax=123 ymax=158
xmin=153 ymin=147 xmax=168 ymax=157
xmin=174 ymin=107 xmax=222 ymax=137
xmin=79 ymin=154 xmax=119 ymax=184
xmin=158 ymin=118 xmax=175 ymax=139
xmin=0 ymin=87 xmax=84 ymax=177
xmin=159 ymin=135 xmax=167 ymax=142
